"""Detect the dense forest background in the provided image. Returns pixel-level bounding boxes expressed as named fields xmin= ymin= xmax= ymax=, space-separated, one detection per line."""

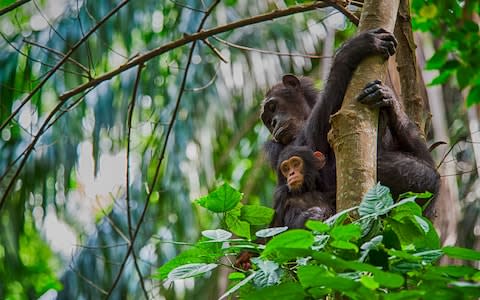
xmin=0 ymin=0 xmax=479 ymax=299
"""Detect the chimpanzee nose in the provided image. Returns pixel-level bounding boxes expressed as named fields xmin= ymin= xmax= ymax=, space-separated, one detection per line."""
xmin=271 ymin=116 xmax=278 ymax=129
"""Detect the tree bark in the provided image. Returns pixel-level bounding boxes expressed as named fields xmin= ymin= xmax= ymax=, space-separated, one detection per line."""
xmin=328 ymin=0 xmax=400 ymax=215
xmin=393 ymin=0 xmax=431 ymax=136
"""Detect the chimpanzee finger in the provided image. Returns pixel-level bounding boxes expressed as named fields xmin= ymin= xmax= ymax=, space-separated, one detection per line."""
xmin=386 ymin=40 xmax=397 ymax=56
xmin=372 ymin=27 xmax=389 ymax=34
xmin=358 ymin=89 xmax=385 ymax=106
xmin=365 ymin=80 xmax=382 ymax=88
xmin=357 ymin=84 xmax=383 ymax=103
xmin=356 ymin=80 xmax=382 ymax=101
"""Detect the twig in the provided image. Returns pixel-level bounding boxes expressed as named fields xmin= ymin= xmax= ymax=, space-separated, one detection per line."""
xmin=58 ymin=1 xmax=333 ymax=102
xmin=105 ymin=0 xmax=221 ymax=297
xmin=327 ymin=0 xmax=360 ymax=25
xmin=202 ymin=38 xmax=228 ymax=63
xmin=23 ymin=39 xmax=91 ymax=75
xmin=212 ymin=36 xmax=326 ymax=59
xmin=0 ymin=0 xmax=31 ymax=17
xmin=125 ymin=65 xmax=149 ymax=299
xmin=0 ymin=0 xmax=131 ymax=133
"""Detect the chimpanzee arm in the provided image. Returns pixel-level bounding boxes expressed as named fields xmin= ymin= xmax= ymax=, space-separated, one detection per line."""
xmin=304 ymin=28 xmax=397 ymax=154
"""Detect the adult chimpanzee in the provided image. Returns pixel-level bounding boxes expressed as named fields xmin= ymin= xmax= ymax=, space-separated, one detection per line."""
xmin=260 ymin=29 xmax=440 ymax=216
xmin=271 ymin=145 xmax=335 ymax=229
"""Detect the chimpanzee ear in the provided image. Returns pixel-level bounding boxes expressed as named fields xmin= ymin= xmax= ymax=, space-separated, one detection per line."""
xmin=313 ymin=151 xmax=326 ymax=169
xmin=282 ymin=74 xmax=301 ymax=89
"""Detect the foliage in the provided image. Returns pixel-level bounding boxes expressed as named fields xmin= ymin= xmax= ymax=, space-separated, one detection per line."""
xmin=412 ymin=0 xmax=480 ymax=106
xmin=156 ymin=183 xmax=480 ymax=299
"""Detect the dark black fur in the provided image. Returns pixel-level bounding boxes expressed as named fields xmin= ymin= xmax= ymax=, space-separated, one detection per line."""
xmin=272 ymin=146 xmax=335 ymax=229
xmin=261 ymin=29 xmax=440 ymax=217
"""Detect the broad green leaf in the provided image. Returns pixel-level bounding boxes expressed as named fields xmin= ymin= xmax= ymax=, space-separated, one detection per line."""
xmin=255 ymin=227 xmax=288 ymax=238
xmin=359 ymin=275 xmax=379 ymax=290
xmin=305 ymin=220 xmax=330 ymax=233
xmin=429 ymin=70 xmax=453 ymax=86
xmin=225 ymin=213 xmax=250 ymax=239
xmin=466 ymin=85 xmax=480 ymax=107
xmin=201 ymin=229 xmax=232 ymax=241
xmin=426 ymin=265 xmax=480 ymax=278
xmin=155 ymin=246 xmax=222 ymax=280
xmin=262 ymin=229 xmax=314 ymax=257
xmin=167 ymin=263 xmax=218 ymax=280
xmin=391 ymin=199 xmax=422 ymax=217
xmin=330 ymin=223 xmax=361 ymax=241
xmin=387 ymin=249 xmax=421 ymax=261
xmin=359 ymin=235 xmax=383 ymax=262
xmin=443 ymin=246 xmax=480 ymax=261
xmin=312 ymin=252 xmax=404 ymax=288
xmin=195 ymin=183 xmax=242 ymax=213
xmin=425 ymin=49 xmax=447 ymax=70
xmin=359 ymin=183 xmax=393 ymax=217
xmin=240 ymin=205 xmax=274 ymax=225
xmin=330 ymin=240 xmax=359 ymax=252
xmin=251 ymin=258 xmax=282 ymax=287
xmin=298 ymin=266 xmax=360 ymax=292
xmin=383 ymin=290 xmax=425 ymax=300
xmin=246 ymin=282 xmax=305 ymax=300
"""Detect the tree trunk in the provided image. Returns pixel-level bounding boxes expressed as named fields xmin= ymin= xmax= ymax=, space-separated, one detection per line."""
xmin=328 ymin=0 xmax=400 ymax=215
xmin=393 ymin=0 xmax=431 ymax=136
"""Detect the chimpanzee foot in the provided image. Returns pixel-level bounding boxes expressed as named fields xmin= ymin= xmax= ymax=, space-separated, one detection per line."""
xmin=356 ymin=80 xmax=395 ymax=108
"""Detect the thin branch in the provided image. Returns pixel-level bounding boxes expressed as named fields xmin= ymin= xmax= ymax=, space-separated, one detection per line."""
xmin=0 ymin=90 xmax=89 ymax=211
xmin=326 ymin=0 xmax=360 ymax=25
xmin=0 ymin=32 xmax=88 ymax=78
xmin=212 ymin=36 xmax=326 ymax=59
xmin=105 ymin=0 xmax=221 ymax=297
xmin=202 ymin=38 xmax=228 ymax=63
xmin=0 ymin=0 xmax=31 ymax=17
xmin=23 ymin=39 xmax=91 ymax=75
xmin=70 ymin=265 xmax=109 ymax=295
xmin=32 ymin=0 xmax=65 ymax=42
xmin=169 ymin=0 xmax=206 ymax=13
xmin=126 ymin=65 xmax=149 ymax=299
xmin=0 ymin=0 xmax=131 ymax=133
xmin=58 ymin=1 xmax=333 ymax=102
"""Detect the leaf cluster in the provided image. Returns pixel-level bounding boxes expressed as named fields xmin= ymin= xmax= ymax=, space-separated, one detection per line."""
xmin=412 ymin=0 xmax=480 ymax=106
xmin=155 ymin=183 xmax=480 ymax=299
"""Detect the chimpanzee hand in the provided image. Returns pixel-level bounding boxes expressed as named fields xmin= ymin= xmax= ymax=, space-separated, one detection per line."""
xmin=337 ymin=28 xmax=398 ymax=67
xmin=301 ymin=206 xmax=334 ymax=222
xmin=356 ymin=80 xmax=396 ymax=108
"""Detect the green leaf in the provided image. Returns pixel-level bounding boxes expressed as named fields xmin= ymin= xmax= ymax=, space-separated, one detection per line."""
xmin=466 ymin=85 xmax=480 ymax=106
xmin=240 ymin=205 xmax=274 ymax=225
xmin=225 ymin=213 xmax=251 ymax=239
xmin=457 ymin=65 xmax=474 ymax=89
xmin=246 ymin=282 xmax=306 ymax=300
xmin=330 ymin=240 xmax=359 ymax=252
xmin=255 ymin=227 xmax=288 ymax=238
xmin=297 ymin=265 xmax=332 ymax=288
xmin=330 ymin=223 xmax=361 ymax=241
xmin=427 ymin=265 xmax=480 ymax=278
xmin=154 ymin=246 xmax=222 ymax=280
xmin=312 ymin=252 xmax=404 ymax=288
xmin=383 ymin=290 xmax=426 ymax=300
xmin=251 ymin=258 xmax=282 ymax=287
xmin=305 ymin=220 xmax=330 ymax=233
xmin=443 ymin=246 xmax=480 ymax=261
xmin=201 ymin=229 xmax=232 ymax=241
xmin=429 ymin=70 xmax=453 ymax=86
xmin=195 ymin=183 xmax=242 ymax=213
xmin=359 ymin=275 xmax=379 ymax=290
xmin=426 ymin=50 xmax=447 ymax=70
xmin=262 ymin=229 xmax=314 ymax=257
xmin=228 ymin=272 xmax=246 ymax=280
xmin=359 ymin=182 xmax=394 ymax=217
xmin=167 ymin=263 xmax=218 ymax=280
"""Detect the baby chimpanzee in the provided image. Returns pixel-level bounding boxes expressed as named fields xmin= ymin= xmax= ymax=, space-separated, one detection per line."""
xmin=271 ymin=145 xmax=336 ymax=229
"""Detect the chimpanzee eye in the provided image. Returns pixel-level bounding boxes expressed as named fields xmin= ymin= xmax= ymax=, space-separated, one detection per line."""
xmin=267 ymin=102 xmax=276 ymax=112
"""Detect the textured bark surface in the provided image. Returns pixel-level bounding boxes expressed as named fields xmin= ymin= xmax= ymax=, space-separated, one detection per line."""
xmin=393 ymin=0 xmax=430 ymax=137
xmin=328 ymin=0 xmax=400 ymax=215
